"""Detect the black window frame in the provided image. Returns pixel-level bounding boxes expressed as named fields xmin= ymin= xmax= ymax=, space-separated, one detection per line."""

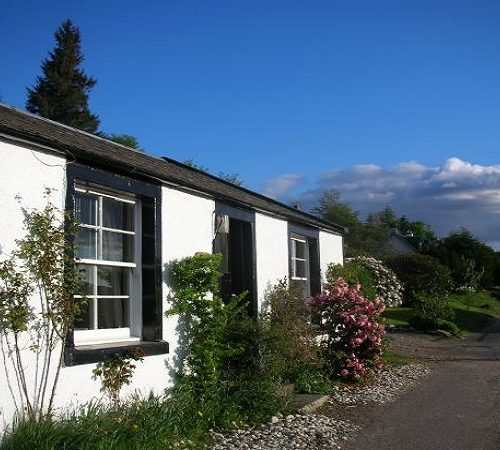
xmin=64 ymin=163 xmax=168 ymax=366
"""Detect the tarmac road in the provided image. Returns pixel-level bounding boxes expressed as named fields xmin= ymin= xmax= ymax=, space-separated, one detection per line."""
xmin=348 ymin=321 xmax=500 ymax=450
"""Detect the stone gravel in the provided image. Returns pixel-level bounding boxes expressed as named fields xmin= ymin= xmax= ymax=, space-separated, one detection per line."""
xmin=210 ymin=363 xmax=429 ymax=450
xmin=210 ymin=414 xmax=359 ymax=450
xmin=329 ymin=363 xmax=430 ymax=406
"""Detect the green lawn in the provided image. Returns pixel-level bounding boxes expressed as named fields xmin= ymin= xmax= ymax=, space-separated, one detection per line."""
xmin=383 ymin=290 xmax=500 ymax=335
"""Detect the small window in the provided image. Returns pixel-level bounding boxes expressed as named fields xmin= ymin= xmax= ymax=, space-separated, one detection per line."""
xmin=291 ymin=237 xmax=309 ymax=281
xmin=74 ymin=186 xmax=141 ymax=346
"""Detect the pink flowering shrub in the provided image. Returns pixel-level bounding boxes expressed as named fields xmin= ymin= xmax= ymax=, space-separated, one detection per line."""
xmin=308 ymin=279 xmax=386 ymax=382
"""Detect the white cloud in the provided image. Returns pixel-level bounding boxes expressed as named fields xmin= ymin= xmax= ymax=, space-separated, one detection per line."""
xmin=263 ymin=158 xmax=500 ymax=249
xmin=260 ymin=174 xmax=305 ymax=199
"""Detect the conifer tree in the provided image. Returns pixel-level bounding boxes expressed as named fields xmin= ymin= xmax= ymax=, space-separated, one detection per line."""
xmin=26 ymin=20 xmax=100 ymax=133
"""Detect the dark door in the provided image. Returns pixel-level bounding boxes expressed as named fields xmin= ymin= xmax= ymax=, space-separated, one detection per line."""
xmin=214 ymin=217 xmax=255 ymax=315
xmin=229 ymin=218 xmax=255 ymax=314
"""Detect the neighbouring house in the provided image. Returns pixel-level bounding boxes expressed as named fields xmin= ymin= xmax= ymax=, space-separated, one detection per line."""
xmin=379 ymin=229 xmax=420 ymax=255
xmin=0 ymin=104 xmax=345 ymax=427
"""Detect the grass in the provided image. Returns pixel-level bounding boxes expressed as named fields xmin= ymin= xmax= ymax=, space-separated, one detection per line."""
xmin=1 ymin=380 xmax=290 ymax=450
xmin=381 ymin=350 xmax=409 ymax=367
xmin=383 ymin=307 xmax=414 ymax=327
xmin=447 ymin=290 xmax=500 ymax=333
xmin=383 ymin=290 xmax=500 ymax=335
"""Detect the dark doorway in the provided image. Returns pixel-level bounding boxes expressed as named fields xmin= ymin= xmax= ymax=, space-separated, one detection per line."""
xmin=214 ymin=215 xmax=256 ymax=315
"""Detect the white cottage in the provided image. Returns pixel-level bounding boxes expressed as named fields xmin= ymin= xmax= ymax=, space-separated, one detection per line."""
xmin=0 ymin=104 xmax=344 ymax=427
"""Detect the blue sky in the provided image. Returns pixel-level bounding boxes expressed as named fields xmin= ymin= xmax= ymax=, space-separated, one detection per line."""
xmin=1 ymin=1 xmax=500 ymax=245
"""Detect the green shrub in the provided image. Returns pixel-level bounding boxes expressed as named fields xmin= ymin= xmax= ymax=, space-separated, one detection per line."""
xmin=293 ymin=366 xmax=334 ymax=394
xmin=166 ymin=253 xmax=247 ymax=393
xmin=326 ymin=262 xmax=377 ymax=300
xmin=413 ymin=292 xmax=454 ymax=323
xmin=409 ymin=315 xmax=460 ymax=335
xmin=263 ymin=279 xmax=319 ymax=380
xmin=408 ymin=291 xmax=458 ymax=334
xmin=385 ymin=253 xmax=453 ymax=305
xmin=224 ymin=279 xmax=319 ymax=386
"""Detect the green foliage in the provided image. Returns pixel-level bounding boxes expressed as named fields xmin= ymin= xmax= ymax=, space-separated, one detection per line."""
xmin=182 ymin=160 xmax=244 ymax=186
xmin=293 ymin=367 xmax=334 ymax=394
xmin=263 ymin=279 xmax=319 ymax=378
xmin=2 ymin=381 xmax=289 ymax=450
xmin=222 ymin=279 xmax=319 ymax=390
xmin=217 ymin=172 xmax=244 ymax=186
xmin=427 ymin=229 xmax=499 ymax=288
xmin=385 ymin=253 xmax=453 ymax=304
xmin=26 ymin=20 xmax=100 ymax=133
xmin=166 ymin=253 xmax=248 ymax=392
xmin=313 ymin=189 xmax=359 ymax=230
xmin=385 ymin=291 xmax=500 ymax=335
xmin=101 ymin=133 xmax=142 ymax=151
xmin=92 ymin=348 xmax=145 ymax=404
xmin=183 ymin=159 xmax=210 ymax=173
xmin=0 ymin=190 xmax=85 ymax=419
xmin=408 ymin=315 xmax=460 ymax=335
xmin=413 ymin=292 xmax=454 ymax=323
xmin=313 ymin=191 xmax=438 ymax=257
xmin=326 ymin=262 xmax=377 ymax=300
xmin=367 ymin=206 xmax=398 ymax=229
xmin=314 ymin=190 xmax=389 ymax=257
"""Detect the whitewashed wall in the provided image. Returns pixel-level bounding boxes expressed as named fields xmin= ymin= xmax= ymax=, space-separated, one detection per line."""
xmin=0 ymin=140 xmax=66 ymax=429
xmin=254 ymin=213 xmax=289 ymax=309
xmin=319 ymin=230 xmax=344 ymax=283
xmin=161 ymin=186 xmax=215 ymax=379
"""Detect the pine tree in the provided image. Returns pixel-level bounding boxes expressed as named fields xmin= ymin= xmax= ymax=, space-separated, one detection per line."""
xmin=26 ymin=20 xmax=100 ymax=133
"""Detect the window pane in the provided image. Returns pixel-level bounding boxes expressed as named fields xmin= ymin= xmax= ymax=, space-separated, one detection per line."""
xmin=74 ymin=299 xmax=94 ymax=330
xmin=103 ymin=197 xmax=134 ymax=231
xmin=294 ymin=240 xmax=307 ymax=259
xmin=102 ymin=231 xmax=134 ymax=262
xmin=78 ymin=265 xmax=94 ymax=295
xmin=75 ymin=192 xmax=97 ymax=225
xmin=97 ymin=266 xmax=129 ymax=296
xmin=75 ymin=228 xmax=96 ymax=259
xmin=98 ymin=298 xmax=129 ymax=329
xmin=294 ymin=260 xmax=307 ymax=278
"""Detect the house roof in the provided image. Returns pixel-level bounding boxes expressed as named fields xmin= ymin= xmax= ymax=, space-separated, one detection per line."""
xmin=0 ymin=103 xmax=345 ymax=234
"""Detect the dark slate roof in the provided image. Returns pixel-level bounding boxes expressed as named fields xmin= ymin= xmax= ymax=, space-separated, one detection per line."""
xmin=0 ymin=104 xmax=345 ymax=234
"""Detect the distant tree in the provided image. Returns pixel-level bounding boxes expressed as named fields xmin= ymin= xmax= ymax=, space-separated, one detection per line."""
xmin=313 ymin=189 xmax=359 ymax=230
xmin=367 ymin=206 xmax=398 ymax=229
xmin=183 ymin=159 xmax=243 ymax=186
xmin=426 ymin=229 xmax=500 ymax=288
xmin=396 ymin=215 xmax=412 ymax=235
xmin=369 ymin=211 xmax=436 ymax=251
xmin=407 ymin=221 xmax=436 ymax=250
xmin=26 ymin=19 xmax=100 ymax=133
xmin=314 ymin=193 xmax=439 ymax=258
xmin=183 ymin=159 xmax=210 ymax=173
xmin=314 ymin=190 xmax=386 ymax=257
xmin=101 ymin=133 xmax=142 ymax=150
xmin=217 ymin=172 xmax=244 ymax=186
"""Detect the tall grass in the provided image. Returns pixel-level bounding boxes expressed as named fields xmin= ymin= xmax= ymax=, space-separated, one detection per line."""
xmin=1 ymin=380 xmax=290 ymax=450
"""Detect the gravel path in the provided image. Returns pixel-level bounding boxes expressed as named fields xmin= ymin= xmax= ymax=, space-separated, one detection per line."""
xmin=210 ymin=363 xmax=430 ymax=450
xmin=329 ymin=363 xmax=430 ymax=406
